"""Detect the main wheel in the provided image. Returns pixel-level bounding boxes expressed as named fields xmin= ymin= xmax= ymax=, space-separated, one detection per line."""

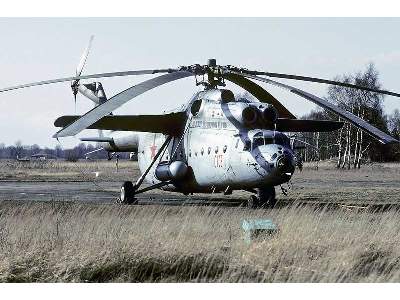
xmin=258 ymin=186 xmax=277 ymax=208
xmin=120 ymin=181 xmax=137 ymax=205
xmin=247 ymin=195 xmax=259 ymax=209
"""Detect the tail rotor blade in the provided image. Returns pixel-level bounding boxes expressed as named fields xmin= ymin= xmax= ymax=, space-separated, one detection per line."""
xmin=76 ymin=35 xmax=94 ymax=77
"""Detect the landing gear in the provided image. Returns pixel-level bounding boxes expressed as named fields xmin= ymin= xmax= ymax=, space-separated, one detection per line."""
xmin=120 ymin=181 xmax=137 ymax=205
xmin=246 ymin=186 xmax=276 ymax=209
xmin=247 ymin=195 xmax=259 ymax=209
xmin=258 ymin=186 xmax=276 ymax=208
xmin=119 ymin=136 xmax=173 ymax=205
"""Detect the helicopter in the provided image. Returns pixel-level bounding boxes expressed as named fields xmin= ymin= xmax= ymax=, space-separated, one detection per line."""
xmin=1 ymin=39 xmax=399 ymax=208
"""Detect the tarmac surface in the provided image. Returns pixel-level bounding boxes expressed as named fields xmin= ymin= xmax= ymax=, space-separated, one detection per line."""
xmin=2 ymin=179 xmax=400 ymax=212
xmin=0 ymin=181 xmax=244 ymax=206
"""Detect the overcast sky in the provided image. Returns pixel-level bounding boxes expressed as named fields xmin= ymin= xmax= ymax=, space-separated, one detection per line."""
xmin=0 ymin=18 xmax=399 ymax=148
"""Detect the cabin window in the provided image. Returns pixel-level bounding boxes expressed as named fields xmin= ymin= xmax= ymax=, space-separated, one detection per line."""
xmin=208 ymin=147 xmax=211 ymax=155
xmin=223 ymin=145 xmax=227 ymax=153
xmin=215 ymin=146 xmax=219 ymax=154
xmin=190 ymin=99 xmax=202 ymax=116
xmin=201 ymin=148 xmax=204 ymax=155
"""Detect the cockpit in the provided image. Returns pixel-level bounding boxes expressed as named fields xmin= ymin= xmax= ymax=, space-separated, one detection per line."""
xmin=251 ymin=131 xmax=291 ymax=150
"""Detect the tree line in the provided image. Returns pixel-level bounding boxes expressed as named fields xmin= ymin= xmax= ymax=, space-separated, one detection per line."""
xmin=0 ymin=142 xmax=130 ymax=160
xmin=296 ymin=63 xmax=400 ymax=167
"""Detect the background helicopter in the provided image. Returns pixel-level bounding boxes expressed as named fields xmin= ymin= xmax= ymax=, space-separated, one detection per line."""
xmin=1 ymin=38 xmax=399 ymax=208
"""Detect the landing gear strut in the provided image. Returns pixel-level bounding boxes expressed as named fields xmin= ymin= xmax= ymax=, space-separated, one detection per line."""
xmin=119 ymin=136 xmax=172 ymax=205
xmin=247 ymin=186 xmax=277 ymax=209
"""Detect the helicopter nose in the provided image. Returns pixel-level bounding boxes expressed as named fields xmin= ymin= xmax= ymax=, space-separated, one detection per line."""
xmin=275 ymin=152 xmax=295 ymax=176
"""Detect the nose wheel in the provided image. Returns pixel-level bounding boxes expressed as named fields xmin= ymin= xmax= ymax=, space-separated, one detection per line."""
xmin=247 ymin=186 xmax=276 ymax=209
xmin=119 ymin=181 xmax=138 ymax=205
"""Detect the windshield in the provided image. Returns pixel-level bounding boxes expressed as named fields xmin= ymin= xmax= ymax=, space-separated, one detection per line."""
xmin=252 ymin=132 xmax=290 ymax=149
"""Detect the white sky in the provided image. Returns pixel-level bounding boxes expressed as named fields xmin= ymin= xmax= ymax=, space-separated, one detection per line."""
xmin=0 ymin=18 xmax=399 ymax=148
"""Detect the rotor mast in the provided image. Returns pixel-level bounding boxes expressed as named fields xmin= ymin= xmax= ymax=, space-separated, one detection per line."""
xmin=192 ymin=58 xmax=226 ymax=89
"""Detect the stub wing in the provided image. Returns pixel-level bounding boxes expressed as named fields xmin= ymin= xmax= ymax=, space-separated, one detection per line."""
xmin=276 ymin=118 xmax=344 ymax=132
xmin=54 ymin=112 xmax=187 ymax=136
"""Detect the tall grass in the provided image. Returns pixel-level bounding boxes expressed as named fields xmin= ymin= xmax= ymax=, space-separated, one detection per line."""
xmin=1 ymin=201 xmax=400 ymax=282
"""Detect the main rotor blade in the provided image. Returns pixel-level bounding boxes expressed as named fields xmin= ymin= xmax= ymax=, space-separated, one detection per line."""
xmin=223 ymin=72 xmax=296 ymax=119
xmin=0 ymin=68 xmax=179 ymax=93
xmin=235 ymin=72 xmax=398 ymax=144
xmin=241 ymin=70 xmax=400 ymax=98
xmin=76 ymin=35 xmax=94 ymax=77
xmin=53 ymin=71 xmax=193 ymax=138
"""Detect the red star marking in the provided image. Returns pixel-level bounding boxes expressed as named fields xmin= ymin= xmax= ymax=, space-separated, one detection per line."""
xmin=150 ymin=144 xmax=157 ymax=159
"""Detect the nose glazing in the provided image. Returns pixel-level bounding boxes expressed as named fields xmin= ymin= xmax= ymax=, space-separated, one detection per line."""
xmin=275 ymin=153 xmax=295 ymax=174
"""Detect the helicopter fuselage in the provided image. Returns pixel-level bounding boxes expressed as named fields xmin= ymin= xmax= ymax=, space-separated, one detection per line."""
xmin=134 ymin=89 xmax=296 ymax=194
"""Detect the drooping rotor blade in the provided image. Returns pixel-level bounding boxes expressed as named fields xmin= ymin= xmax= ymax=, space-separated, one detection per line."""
xmin=76 ymin=35 xmax=94 ymax=77
xmin=276 ymin=118 xmax=343 ymax=132
xmin=235 ymin=72 xmax=398 ymax=144
xmin=223 ymin=72 xmax=296 ymax=119
xmin=0 ymin=68 xmax=179 ymax=93
xmin=55 ymin=112 xmax=187 ymax=136
xmin=240 ymin=70 xmax=400 ymax=98
xmin=53 ymin=71 xmax=193 ymax=138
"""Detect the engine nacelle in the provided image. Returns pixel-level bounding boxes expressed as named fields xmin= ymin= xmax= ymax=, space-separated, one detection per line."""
xmin=247 ymin=103 xmax=278 ymax=125
xmin=260 ymin=104 xmax=278 ymax=124
xmin=227 ymin=103 xmax=259 ymax=126
xmin=155 ymin=161 xmax=188 ymax=182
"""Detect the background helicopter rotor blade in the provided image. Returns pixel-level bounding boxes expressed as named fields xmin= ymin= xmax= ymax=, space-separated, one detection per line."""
xmin=53 ymin=71 xmax=194 ymax=138
xmin=239 ymin=69 xmax=400 ymax=98
xmin=223 ymin=72 xmax=296 ymax=119
xmin=76 ymin=35 xmax=94 ymax=77
xmin=234 ymin=72 xmax=399 ymax=144
xmin=72 ymin=35 xmax=95 ymax=109
xmin=0 ymin=68 xmax=179 ymax=94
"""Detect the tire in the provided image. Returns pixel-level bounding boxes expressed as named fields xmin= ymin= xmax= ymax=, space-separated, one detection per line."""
xmin=120 ymin=181 xmax=137 ymax=205
xmin=247 ymin=195 xmax=259 ymax=209
xmin=258 ymin=186 xmax=276 ymax=208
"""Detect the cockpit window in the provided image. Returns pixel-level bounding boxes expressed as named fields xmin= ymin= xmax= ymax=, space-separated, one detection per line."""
xmin=251 ymin=132 xmax=290 ymax=149
xmin=274 ymin=133 xmax=290 ymax=147
xmin=253 ymin=136 xmax=265 ymax=148
xmin=265 ymin=137 xmax=274 ymax=145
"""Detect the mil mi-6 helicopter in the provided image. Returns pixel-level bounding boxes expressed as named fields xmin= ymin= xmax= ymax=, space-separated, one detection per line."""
xmin=1 ymin=38 xmax=399 ymax=208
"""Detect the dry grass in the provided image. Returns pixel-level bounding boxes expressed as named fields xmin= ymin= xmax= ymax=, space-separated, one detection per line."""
xmin=1 ymin=201 xmax=400 ymax=282
xmin=1 ymin=159 xmax=400 ymax=282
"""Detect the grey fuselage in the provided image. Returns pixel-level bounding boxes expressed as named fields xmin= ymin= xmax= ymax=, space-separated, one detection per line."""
xmin=108 ymin=88 xmax=296 ymax=194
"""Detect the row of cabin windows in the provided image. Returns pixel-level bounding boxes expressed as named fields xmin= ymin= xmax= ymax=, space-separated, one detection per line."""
xmin=165 ymin=145 xmax=228 ymax=160
xmin=188 ymin=145 xmax=228 ymax=158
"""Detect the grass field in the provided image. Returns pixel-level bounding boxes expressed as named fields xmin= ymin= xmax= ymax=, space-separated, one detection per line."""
xmin=0 ymin=159 xmax=400 ymax=282
xmin=1 ymin=201 xmax=400 ymax=282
